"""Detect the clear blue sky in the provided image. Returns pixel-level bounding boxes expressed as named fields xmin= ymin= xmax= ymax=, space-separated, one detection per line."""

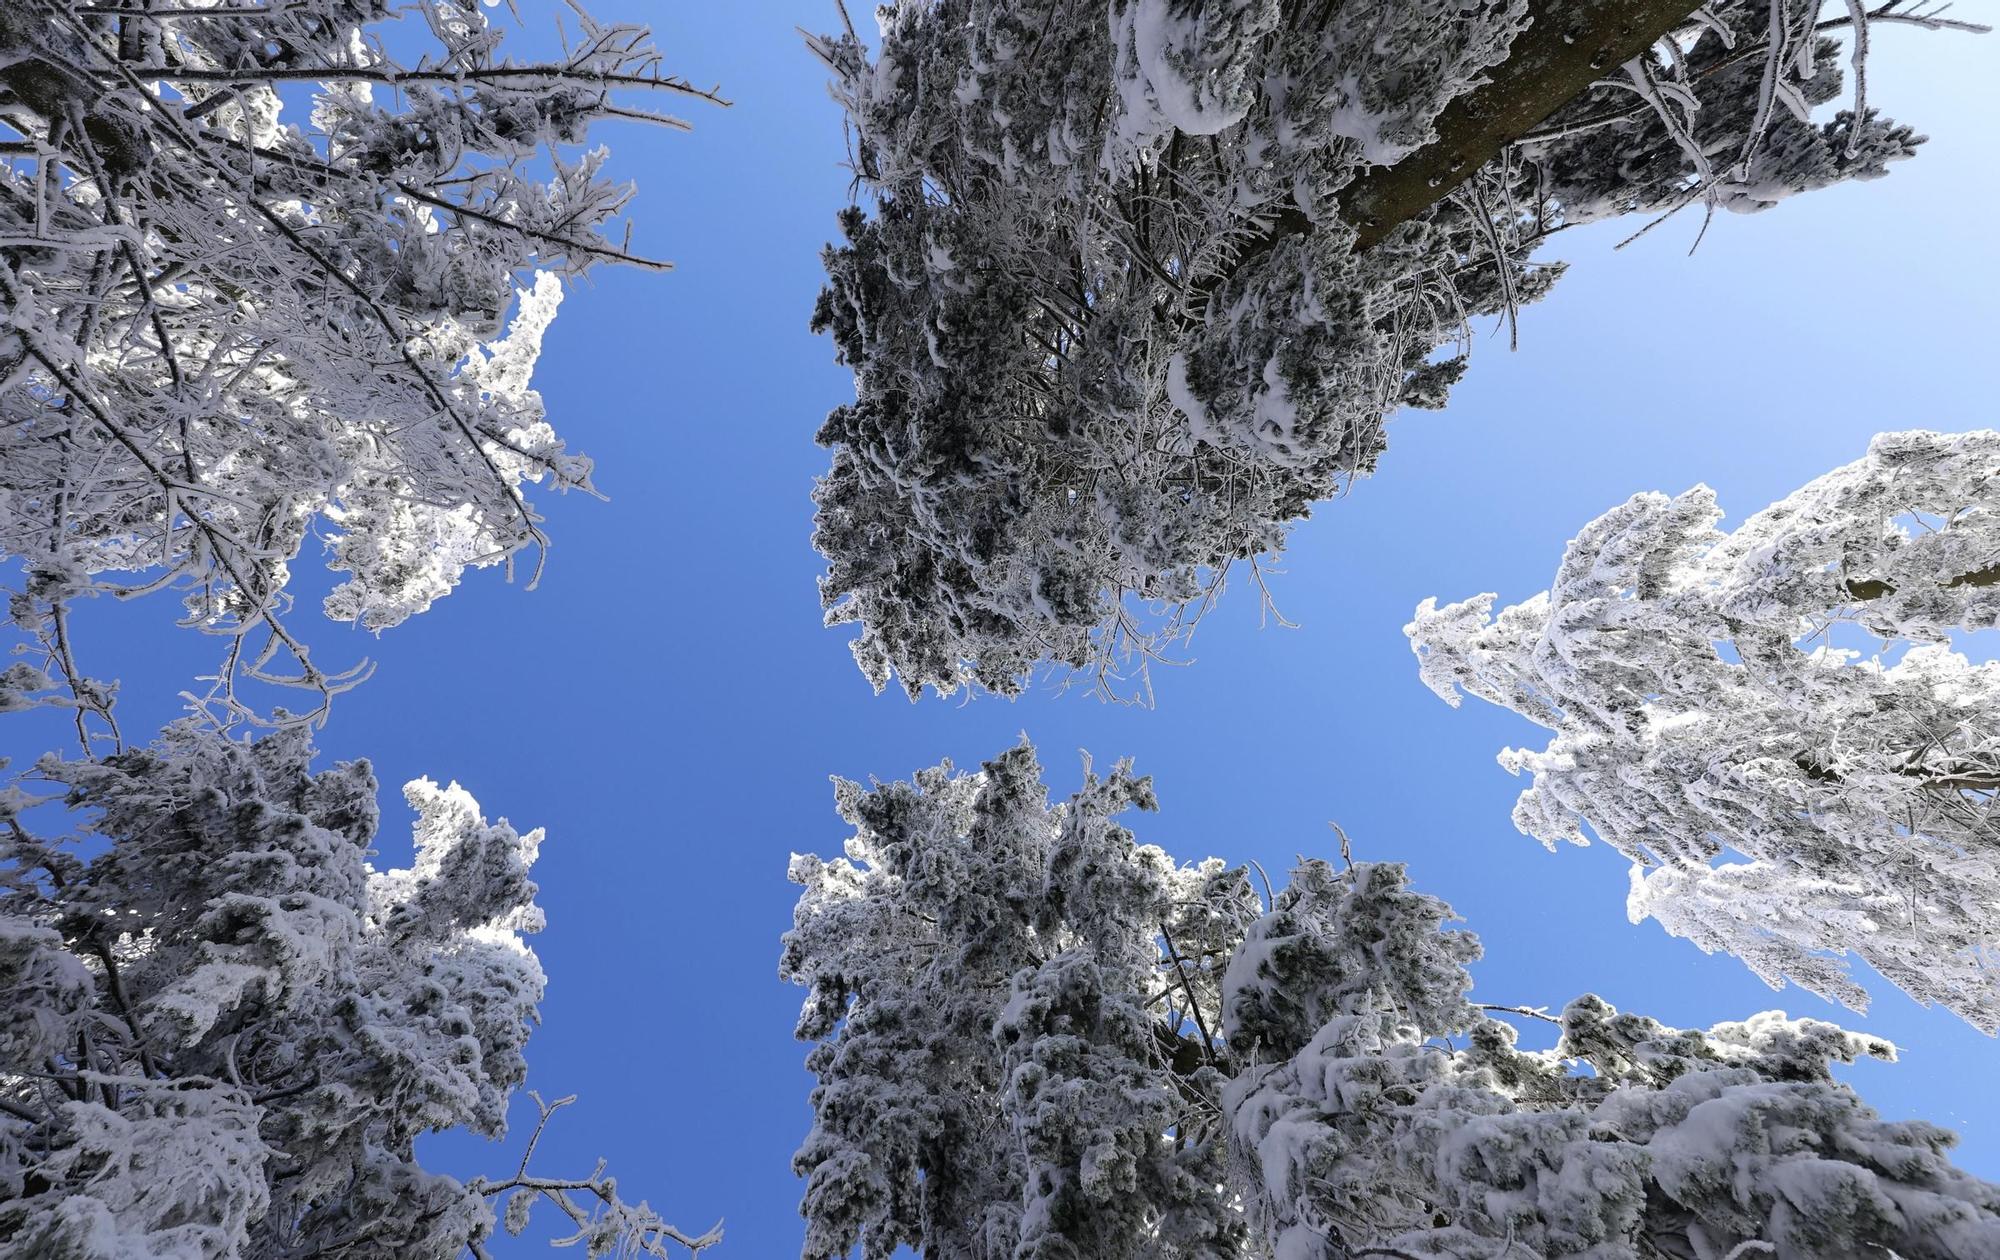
xmin=5 ymin=6 xmax=1996 ymax=1256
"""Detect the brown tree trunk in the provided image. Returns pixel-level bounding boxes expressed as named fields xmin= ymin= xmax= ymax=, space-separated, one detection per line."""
xmin=1339 ymin=0 xmax=1709 ymax=247
xmin=1191 ymin=0 xmax=1706 ymax=317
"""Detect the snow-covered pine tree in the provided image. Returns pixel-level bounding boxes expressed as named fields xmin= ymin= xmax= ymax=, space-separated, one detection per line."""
xmin=0 ymin=0 xmax=721 ymax=728
xmin=784 ymin=738 xmax=2000 ymax=1260
xmin=0 ymin=722 xmax=717 ymax=1259
xmin=806 ymin=0 xmax=1971 ymax=700
xmin=1409 ymin=428 xmax=2000 ymax=1032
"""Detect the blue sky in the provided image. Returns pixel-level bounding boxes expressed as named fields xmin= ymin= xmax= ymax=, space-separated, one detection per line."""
xmin=5 ymin=5 xmax=1997 ymax=1256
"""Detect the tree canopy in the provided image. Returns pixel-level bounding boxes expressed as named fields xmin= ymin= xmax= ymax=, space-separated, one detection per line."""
xmin=785 ymin=739 xmax=2000 ymax=1260
xmin=809 ymin=0 xmax=1934 ymax=700
xmin=0 ymin=722 xmax=715 ymax=1258
xmin=1410 ymin=428 xmax=2000 ymax=1031
xmin=1 ymin=2 xmax=725 ymax=1254
xmin=4 ymin=4 xmax=1996 ymax=1258
xmin=0 ymin=0 xmax=721 ymax=729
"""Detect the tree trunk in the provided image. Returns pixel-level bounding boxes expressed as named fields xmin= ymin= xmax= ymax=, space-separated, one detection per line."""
xmin=1191 ymin=0 xmax=1706 ymax=317
xmin=1340 ymin=0 xmax=1709 ymax=248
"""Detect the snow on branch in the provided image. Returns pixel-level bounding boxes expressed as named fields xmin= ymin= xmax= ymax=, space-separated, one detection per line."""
xmin=470 ymin=1091 xmax=722 ymax=1260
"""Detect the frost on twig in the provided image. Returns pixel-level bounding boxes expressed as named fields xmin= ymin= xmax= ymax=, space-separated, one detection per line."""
xmin=470 ymin=1091 xmax=722 ymax=1260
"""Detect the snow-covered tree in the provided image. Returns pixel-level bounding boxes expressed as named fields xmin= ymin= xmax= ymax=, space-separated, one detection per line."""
xmin=782 ymin=744 xmax=1254 ymax=1260
xmin=0 ymin=0 xmax=721 ymax=728
xmin=1409 ymin=429 xmax=2000 ymax=1032
xmin=806 ymin=0 xmax=1973 ymax=700
xmin=783 ymin=738 xmax=2000 ymax=1259
xmin=0 ymin=722 xmax=717 ymax=1259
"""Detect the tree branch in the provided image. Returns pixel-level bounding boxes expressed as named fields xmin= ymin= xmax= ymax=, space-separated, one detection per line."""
xmin=1158 ymin=922 xmax=1219 ymax=1064
xmin=105 ymin=62 xmax=731 ymax=108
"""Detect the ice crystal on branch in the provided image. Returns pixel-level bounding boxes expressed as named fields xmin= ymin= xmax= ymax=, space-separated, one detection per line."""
xmin=784 ymin=738 xmax=2000 ymax=1259
xmin=1410 ymin=429 xmax=2000 ymax=1030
